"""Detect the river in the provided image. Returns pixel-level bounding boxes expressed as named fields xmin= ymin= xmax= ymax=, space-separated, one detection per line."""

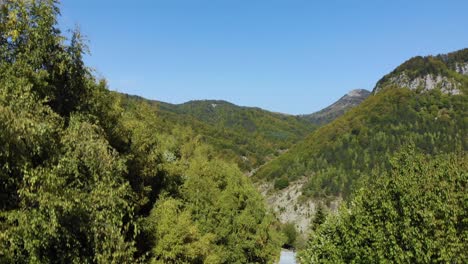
xmin=278 ymin=250 xmax=296 ymax=264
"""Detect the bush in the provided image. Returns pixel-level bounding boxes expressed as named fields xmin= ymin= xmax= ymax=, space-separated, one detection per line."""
xmin=282 ymin=222 xmax=298 ymax=248
xmin=274 ymin=177 xmax=290 ymax=190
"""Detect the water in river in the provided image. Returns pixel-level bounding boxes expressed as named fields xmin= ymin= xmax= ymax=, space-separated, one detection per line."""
xmin=279 ymin=250 xmax=296 ymax=264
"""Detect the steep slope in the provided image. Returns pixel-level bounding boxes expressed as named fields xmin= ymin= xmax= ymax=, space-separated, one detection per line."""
xmin=254 ymin=49 xmax=468 ymax=230
xmin=119 ymin=95 xmax=317 ymax=171
xmin=300 ymin=89 xmax=371 ymax=125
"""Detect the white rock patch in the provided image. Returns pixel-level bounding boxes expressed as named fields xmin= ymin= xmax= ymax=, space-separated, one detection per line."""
xmin=258 ymin=178 xmax=340 ymax=233
xmin=375 ymin=73 xmax=461 ymax=94
xmin=455 ymin=62 xmax=468 ymax=75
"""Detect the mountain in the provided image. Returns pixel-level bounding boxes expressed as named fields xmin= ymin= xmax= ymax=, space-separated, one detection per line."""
xmin=157 ymin=99 xmax=310 ymax=136
xmin=119 ymin=88 xmax=372 ymax=172
xmin=300 ymin=89 xmax=371 ymax=125
xmin=300 ymin=49 xmax=468 ymax=261
xmin=253 ymin=49 xmax=468 ymax=232
xmin=119 ymin=95 xmax=317 ymax=171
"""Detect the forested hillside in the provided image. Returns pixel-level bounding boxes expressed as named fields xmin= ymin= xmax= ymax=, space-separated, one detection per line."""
xmin=0 ymin=1 xmax=282 ymax=263
xmin=254 ymin=49 xmax=467 ymax=259
xmin=118 ymin=87 xmax=371 ymax=173
xmin=1 ymin=0 xmax=466 ymax=263
xmin=255 ymin=49 xmax=467 ymax=199
xmin=119 ymin=94 xmax=316 ymax=172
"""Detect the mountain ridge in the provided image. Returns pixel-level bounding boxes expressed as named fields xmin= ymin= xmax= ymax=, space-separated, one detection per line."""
xmin=122 ymin=89 xmax=371 ymax=119
xmin=118 ymin=87 xmax=372 ymax=172
xmin=300 ymin=89 xmax=371 ymax=125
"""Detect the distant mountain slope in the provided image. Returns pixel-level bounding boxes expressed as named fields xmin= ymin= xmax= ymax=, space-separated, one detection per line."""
xmin=255 ymin=48 xmax=467 ymax=199
xmin=300 ymin=89 xmax=371 ymax=125
xmin=159 ymin=99 xmax=313 ymax=137
xmin=118 ymin=95 xmax=317 ymax=171
xmin=118 ymin=89 xmax=371 ymax=172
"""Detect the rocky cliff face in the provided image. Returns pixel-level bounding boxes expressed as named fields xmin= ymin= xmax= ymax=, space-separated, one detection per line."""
xmin=455 ymin=62 xmax=468 ymax=75
xmin=373 ymin=48 xmax=468 ymax=94
xmin=374 ymin=72 xmax=462 ymax=95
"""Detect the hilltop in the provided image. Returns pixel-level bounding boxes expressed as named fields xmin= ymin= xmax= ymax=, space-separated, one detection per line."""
xmin=300 ymin=89 xmax=371 ymax=125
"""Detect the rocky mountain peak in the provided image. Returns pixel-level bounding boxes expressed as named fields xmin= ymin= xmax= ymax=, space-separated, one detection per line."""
xmin=347 ymin=89 xmax=370 ymax=97
xmin=300 ymin=89 xmax=370 ymax=125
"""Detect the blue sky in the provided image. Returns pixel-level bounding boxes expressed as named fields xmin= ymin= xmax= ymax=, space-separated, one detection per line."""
xmin=59 ymin=0 xmax=468 ymax=114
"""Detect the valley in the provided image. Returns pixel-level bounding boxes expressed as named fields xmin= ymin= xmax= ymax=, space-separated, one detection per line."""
xmin=117 ymin=48 xmax=468 ymax=257
xmin=0 ymin=1 xmax=466 ymax=263
xmin=117 ymin=86 xmax=373 ymax=244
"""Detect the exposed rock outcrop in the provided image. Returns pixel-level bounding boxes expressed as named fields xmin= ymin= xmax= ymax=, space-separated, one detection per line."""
xmin=455 ymin=62 xmax=468 ymax=75
xmin=258 ymin=178 xmax=340 ymax=234
xmin=373 ymin=48 xmax=467 ymax=94
xmin=374 ymin=73 xmax=461 ymax=94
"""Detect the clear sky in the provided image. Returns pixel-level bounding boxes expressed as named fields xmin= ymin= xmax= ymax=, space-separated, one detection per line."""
xmin=59 ymin=0 xmax=468 ymax=115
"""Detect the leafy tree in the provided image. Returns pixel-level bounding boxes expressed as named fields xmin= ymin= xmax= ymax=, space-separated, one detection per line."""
xmin=140 ymin=148 xmax=283 ymax=263
xmin=299 ymin=149 xmax=468 ymax=263
xmin=145 ymin=198 xmax=215 ymax=264
xmin=0 ymin=116 xmax=137 ymax=263
xmin=311 ymin=204 xmax=327 ymax=231
xmin=282 ymin=222 xmax=298 ymax=248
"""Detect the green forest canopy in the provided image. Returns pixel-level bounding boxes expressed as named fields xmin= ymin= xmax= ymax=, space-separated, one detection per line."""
xmin=0 ymin=0 xmax=466 ymax=263
xmin=118 ymin=93 xmax=316 ymax=172
xmin=255 ymin=71 xmax=467 ymax=198
xmin=0 ymin=1 xmax=282 ymax=263
xmin=299 ymin=150 xmax=467 ymax=263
